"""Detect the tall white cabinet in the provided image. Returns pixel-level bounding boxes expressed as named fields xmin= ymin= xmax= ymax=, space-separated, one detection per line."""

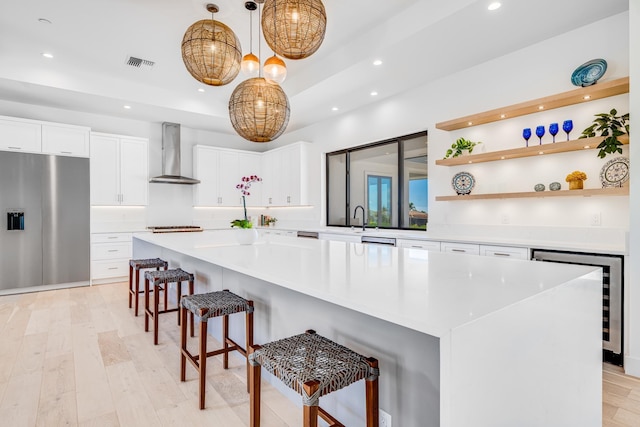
xmin=90 ymin=132 xmax=148 ymax=206
xmin=193 ymin=145 xmax=262 ymax=206
xmin=262 ymin=142 xmax=309 ymax=206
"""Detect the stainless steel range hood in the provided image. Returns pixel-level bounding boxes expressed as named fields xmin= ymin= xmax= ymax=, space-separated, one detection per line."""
xmin=149 ymin=122 xmax=200 ymax=184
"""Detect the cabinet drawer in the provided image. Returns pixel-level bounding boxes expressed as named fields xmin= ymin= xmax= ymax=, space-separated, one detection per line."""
xmin=480 ymin=245 xmax=529 ymax=260
xmin=92 ymin=242 xmax=132 ymax=260
xmin=92 ymin=259 xmax=129 ymax=279
xmin=397 ymin=239 xmax=441 ymax=251
xmin=91 ymin=233 xmax=133 ymax=243
xmin=441 ymin=242 xmax=480 ymax=255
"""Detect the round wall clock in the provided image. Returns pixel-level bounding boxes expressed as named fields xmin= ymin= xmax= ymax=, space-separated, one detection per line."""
xmin=452 ymin=171 xmax=475 ymax=195
xmin=600 ymin=156 xmax=629 ymax=188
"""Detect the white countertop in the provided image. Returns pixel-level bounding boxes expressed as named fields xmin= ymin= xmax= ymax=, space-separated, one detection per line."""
xmin=134 ymin=230 xmax=599 ymax=338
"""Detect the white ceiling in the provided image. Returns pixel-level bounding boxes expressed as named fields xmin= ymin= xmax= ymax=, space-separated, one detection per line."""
xmin=0 ymin=0 xmax=629 ymax=137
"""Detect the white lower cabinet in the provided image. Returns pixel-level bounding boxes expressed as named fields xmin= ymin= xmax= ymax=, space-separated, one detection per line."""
xmin=480 ymin=244 xmax=529 ymax=260
xmin=440 ymin=242 xmax=481 ymax=255
xmin=397 ymin=239 xmax=441 ymax=251
xmin=91 ymin=233 xmax=133 ymax=282
xmin=318 ymin=233 xmax=361 ymax=243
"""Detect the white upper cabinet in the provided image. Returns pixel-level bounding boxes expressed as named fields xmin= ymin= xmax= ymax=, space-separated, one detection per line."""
xmin=90 ymin=133 xmax=148 ymax=206
xmin=262 ymin=142 xmax=309 ymax=206
xmin=0 ymin=115 xmax=90 ymax=157
xmin=0 ymin=116 xmax=42 ymax=153
xmin=42 ymin=123 xmax=90 ymax=157
xmin=193 ymin=146 xmax=263 ymax=207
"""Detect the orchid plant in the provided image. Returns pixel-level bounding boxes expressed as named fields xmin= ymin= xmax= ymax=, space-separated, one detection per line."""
xmin=231 ymin=175 xmax=262 ymax=229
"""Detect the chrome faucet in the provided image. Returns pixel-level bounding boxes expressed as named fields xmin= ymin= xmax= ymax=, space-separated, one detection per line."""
xmin=353 ymin=205 xmax=366 ymax=231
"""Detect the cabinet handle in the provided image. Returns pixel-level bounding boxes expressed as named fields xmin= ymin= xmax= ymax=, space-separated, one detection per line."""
xmin=451 ymin=249 xmax=466 ymax=253
xmin=269 ymin=197 xmax=272 ymax=204
xmin=8 ymin=146 xmax=22 ymax=150
xmin=287 ymin=196 xmax=291 ymax=203
xmin=493 ymin=252 xmax=511 ymax=257
xmin=107 ymin=267 xmax=119 ymax=270
xmin=60 ymin=151 xmax=72 ymax=154
xmin=107 ymin=250 xmax=119 ymax=252
xmin=107 ymin=236 xmax=118 ymax=239
xmin=411 ymin=245 xmax=423 ymax=248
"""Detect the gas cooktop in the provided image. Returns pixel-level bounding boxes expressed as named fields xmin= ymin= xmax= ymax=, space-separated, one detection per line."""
xmin=147 ymin=226 xmax=204 ymax=233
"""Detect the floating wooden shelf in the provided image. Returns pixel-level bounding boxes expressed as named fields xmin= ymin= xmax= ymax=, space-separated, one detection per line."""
xmin=435 ymin=134 xmax=629 ymax=166
xmin=435 ymin=77 xmax=629 ymax=131
xmin=435 ymin=186 xmax=628 ymax=201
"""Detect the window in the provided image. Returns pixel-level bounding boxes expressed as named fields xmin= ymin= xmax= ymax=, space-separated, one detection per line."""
xmin=326 ymin=131 xmax=427 ymax=230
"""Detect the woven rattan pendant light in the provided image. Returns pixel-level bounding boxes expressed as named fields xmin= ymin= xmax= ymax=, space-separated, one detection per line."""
xmin=261 ymin=0 xmax=327 ymax=60
xmin=229 ymin=1 xmax=290 ymax=142
xmin=229 ymin=77 xmax=290 ymax=142
xmin=181 ymin=4 xmax=241 ymax=86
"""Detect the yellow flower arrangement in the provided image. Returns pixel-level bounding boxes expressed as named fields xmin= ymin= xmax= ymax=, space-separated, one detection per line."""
xmin=565 ymin=171 xmax=587 ymax=182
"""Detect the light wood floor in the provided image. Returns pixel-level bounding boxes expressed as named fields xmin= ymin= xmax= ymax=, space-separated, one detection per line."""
xmin=0 ymin=281 xmax=299 ymax=427
xmin=1 ymin=282 xmax=639 ymax=426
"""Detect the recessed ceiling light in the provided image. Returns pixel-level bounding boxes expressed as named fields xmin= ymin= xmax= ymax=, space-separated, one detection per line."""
xmin=332 ymin=107 xmax=339 ymax=111
xmin=123 ymin=105 xmax=131 ymax=109
xmin=370 ymin=91 xmax=378 ymax=96
xmin=38 ymin=18 xmax=52 ymax=24
xmin=41 ymin=52 xmax=54 ymax=59
xmin=373 ymin=59 xmax=383 ymax=66
xmin=197 ymin=88 xmax=205 ymax=93
xmin=488 ymin=2 xmax=501 ymax=11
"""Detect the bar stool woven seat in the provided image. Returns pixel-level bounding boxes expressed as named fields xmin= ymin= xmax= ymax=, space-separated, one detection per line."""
xmin=249 ymin=330 xmax=379 ymax=427
xmin=144 ymin=268 xmax=194 ymax=345
xmin=129 ymin=258 xmax=167 ymax=316
xmin=180 ymin=290 xmax=254 ymax=410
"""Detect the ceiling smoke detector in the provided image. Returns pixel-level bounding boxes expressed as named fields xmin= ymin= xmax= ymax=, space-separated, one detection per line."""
xmin=125 ymin=56 xmax=155 ymax=69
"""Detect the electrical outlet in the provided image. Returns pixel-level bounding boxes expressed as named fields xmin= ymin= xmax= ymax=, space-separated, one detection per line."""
xmin=379 ymin=409 xmax=392 ymax=427
xmin=590 ymin=212 xmax=601 ymax=226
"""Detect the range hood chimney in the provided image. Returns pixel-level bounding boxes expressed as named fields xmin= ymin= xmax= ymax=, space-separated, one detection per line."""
xmin=150 ymin=122 xmax=200 ymax=185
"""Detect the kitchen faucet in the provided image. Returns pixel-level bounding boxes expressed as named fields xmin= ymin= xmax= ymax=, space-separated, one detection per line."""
xmin=353 ymin=205 xmax=366 ymax=231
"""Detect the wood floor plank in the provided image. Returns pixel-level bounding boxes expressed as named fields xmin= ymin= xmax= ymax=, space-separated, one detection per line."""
xmin=25 ymin=308 xmax=52 ymax=335
xmin=604 ymin=379 xmax=633 ymax=398
xmin=613 ymin=407 xmax=640 ymax=426
xmin=98 ymin=330 xmax=132 ymax=367
xmin=105 ymin=361 xmax=162 ymax=426
xmin=0 ymin=371 xmax=43 ymax=427
xmin=36 ymin=390 xmax=78 ymax=427
xmin=11 ymin=331 xmax=48 ymax=377
xmin=41 ymin=352 xmax=76 ymax=397
xmin=78 ymin=411 xmax=120 ymax=427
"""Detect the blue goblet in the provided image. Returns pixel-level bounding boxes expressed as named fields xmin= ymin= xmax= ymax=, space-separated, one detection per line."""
xmin=549 ymin=123 xmax=559 ymax=143
xmin=523 ymin=128 xmax=532 ymax=147
xmin=535 ymin=126 xmax=545 ymax=145
xmin=563 ymin=120 xmax=573 ymax=141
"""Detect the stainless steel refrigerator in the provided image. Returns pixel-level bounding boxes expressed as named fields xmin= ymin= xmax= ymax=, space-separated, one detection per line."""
xmin=0 ymin=151 xmax=89 ymax=294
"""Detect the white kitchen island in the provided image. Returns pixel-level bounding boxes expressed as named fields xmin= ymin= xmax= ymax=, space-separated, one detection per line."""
xmin=133 ymin=230 xmax=602 ymax=427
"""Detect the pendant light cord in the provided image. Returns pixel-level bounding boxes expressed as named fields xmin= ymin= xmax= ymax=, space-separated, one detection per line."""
xmin=258 ymin=2 xmax=262 ymax=77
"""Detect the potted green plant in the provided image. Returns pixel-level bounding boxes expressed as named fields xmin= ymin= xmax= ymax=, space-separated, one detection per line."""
xmin=444 ymin=137 xmax=482 ymax=159
xmin=579 ymin=108 xmax=629 ymax=158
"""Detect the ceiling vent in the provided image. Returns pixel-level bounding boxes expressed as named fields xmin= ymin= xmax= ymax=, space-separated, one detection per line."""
xmin=125 ymin=56 xmax=155 ymax=69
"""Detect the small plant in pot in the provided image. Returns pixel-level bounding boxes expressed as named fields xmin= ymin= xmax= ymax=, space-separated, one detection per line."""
xmin=579 ymin=108 xmax=629 ymax=158
xmin=231 ymin=175 xmax=262 ymax=229
xmin=444 ymin=137 xmax=482 ymax=159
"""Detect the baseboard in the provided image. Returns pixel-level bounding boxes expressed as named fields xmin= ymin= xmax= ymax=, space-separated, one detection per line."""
xmin=624 ymin=354 xmax=640 ymax=378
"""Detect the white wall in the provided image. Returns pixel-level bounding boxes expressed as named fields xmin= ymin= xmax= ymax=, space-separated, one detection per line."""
xmin=626 ymin=3 xmax=640 ymax=377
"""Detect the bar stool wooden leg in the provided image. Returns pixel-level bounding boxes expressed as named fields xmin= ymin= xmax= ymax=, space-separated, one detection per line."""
xmin=365 ymin=358 xmax=380 ymax=427
xmin=198 ymin=317 xmax=208 ymax=410
xmin=154 ymin=281 xmax=160 ymax=345
xmin=222 ymin=314 xmax=229 ymax=369
xmin=189 ymin=280 xmax=195 ymax=337
xmin=144 ymin=277 xmax=150 ymax=332
xmin=180 ymin=305 xmax=188 ymax=382
xmin=245 ymin=301 xmax=254 ymax=393
xmin=249 ymin=345 xmax=262 ymax=427
xmin=163 ymin=278 xmax=168 ymax=311
xmin=302 ymin=380 xmax=320 ymax=427
xmin=128 ymin=264 xmax=133 ymax=309
xmin=135 ymin=267 xmax=142 ymax=316
xmin=177 ymin=281 xmax=183 ymax=325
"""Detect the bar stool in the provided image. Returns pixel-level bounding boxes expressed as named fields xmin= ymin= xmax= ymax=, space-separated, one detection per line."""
xmin=179 ymin=290 xmax=254 ymax=410
xmin=144 ymin=268 xmax=195 ymax=345
xmin=249 ymin=330 xmax=379 ymax=427
xmin=129 ymin=258 xmax=168 ymax=316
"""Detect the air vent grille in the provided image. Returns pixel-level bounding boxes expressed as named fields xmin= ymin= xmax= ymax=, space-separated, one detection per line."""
xmin=126 ymin=56 xmax=155 ymax=69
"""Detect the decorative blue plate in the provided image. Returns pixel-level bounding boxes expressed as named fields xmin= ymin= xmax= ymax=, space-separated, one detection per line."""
xmin=571 ymin=59 xmax=607 ymax=87
xmin=452 ymin=171 xmax=475 ymax=195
